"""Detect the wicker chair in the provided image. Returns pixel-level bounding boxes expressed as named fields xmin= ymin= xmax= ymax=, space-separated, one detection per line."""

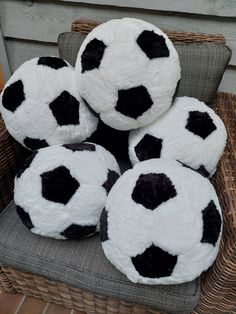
xmin=0 ymin=20 xmax=235 ymax=314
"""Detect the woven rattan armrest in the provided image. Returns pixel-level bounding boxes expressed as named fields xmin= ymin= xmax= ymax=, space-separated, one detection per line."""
xmin=0 ymin=117 xmax=28 ymax=211
xmin=194 ymin=93 xmax=236 ymax=313
xmin=71 ymin=19 xmax=226 ymax=44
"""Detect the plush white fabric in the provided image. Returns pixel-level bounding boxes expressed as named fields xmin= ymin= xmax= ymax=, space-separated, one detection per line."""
xmin=75 ymin=18 xmax=181 ymax=130
xmin=0 ymin=57 xmax=98 ymax=150
xmin=101 ymin=159 xmax=222 ymax=285
xmin=14 ymin=143 xmax=120 ymax=239
xmin=129 ymin=97 xmax=227 ymax=177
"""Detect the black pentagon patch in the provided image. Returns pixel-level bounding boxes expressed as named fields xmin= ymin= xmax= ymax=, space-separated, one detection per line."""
xmin=60 ymin=224 xmax=96 ymax=239
xmin=185 ymin=111 xmax=217 ymax=139
xmin=132 ymin=244 xmax=177 ymax=278
xmin=137 ymin=30 xmax=169 ymax=59
xmin=16 ymin=151 xmax=38 ymax=179
xmin=63 ymin=143 xmax=96 ymax=152
xmin=24 ymin=137 xmax=48 ymax=150
xmin=201 ymin=200 xmax=221 ymax=246
xmin=132 ymin=173 xmax=177 ymax=210
xmin=88 ymin=120 xmax=130 ymax=160
xmin=16 ymin=205 xmax=34 ymax=230
xmin=81 ymin=38 xmax=107 ymax=73
xmin=116 ymin=85 xmax=153 ymax=119
xmin=102 ymin=170 xmax=119 ymax=194
xmin=37 ymin=57 xmax=68 ymax=69
xmin=2 ymin=80 xmax=25 ymax=112
xmin=49 ymin=91 xmax=80 ymax=126
xmin=135 ymin=134 xmax=162 ymax=161
xmin=41 ymin=165 xmax=80 ymax=205
xmin=100 ymin=208 xmax=109 ymax=242
xmin=196 ymin=165 xmax=210 ymax=178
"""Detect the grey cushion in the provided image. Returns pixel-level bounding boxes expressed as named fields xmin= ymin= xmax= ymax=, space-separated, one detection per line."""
xmin=0 ymin=202 xmax=200 ymax=314
xmin=58 ymin=32 xmax=231 ymax=105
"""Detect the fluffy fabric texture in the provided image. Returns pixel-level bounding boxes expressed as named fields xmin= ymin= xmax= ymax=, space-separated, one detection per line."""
xmin=129 ymin=97 xmax=227 ymax=177
xmin=100 ymin=159 xmax=222 ymax=285
xmin=14 ymin=143 xmax=120 ymax=239
xmin=75 ymin=18 xmax=181 ymax=131
xmin=0 ymin=57 xmax=98 ymax=150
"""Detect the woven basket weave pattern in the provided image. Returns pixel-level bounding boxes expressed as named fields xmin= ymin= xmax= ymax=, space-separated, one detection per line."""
xmin=0 ymin=264 xmax=161 ymax=314
xmin=71 ymin=19 xmax=226 ymax=44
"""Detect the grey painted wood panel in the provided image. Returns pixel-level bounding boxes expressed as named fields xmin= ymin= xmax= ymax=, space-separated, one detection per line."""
xmin=60 ymin=0 xmax=236 ymax=17
xmin=1 ymin=0 xmax=236 ymax=67
xmin=0 ymin=29 xmax=11 ymax=81
xmin=5 ymin=39 xmax=58 ymax=72
xmin=218 ymin=67 xmax=236 ymax=93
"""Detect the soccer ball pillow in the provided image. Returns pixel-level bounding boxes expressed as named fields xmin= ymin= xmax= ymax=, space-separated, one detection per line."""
xmin=129 ymin=97 xmax=227 ymax=177
xmin=14 ymin=143 xmax=120 ymax=239
xmin=100 ymin=159 xmax=222 ymax=285
xmin=75 ymin=18 xmax=181 ymax=130
xmin=0 ymin=57 xmax=98 ymax=150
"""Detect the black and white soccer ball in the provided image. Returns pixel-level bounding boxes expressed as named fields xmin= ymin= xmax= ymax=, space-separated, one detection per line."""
xmin=100 ymin=159 xmax=222 ymax=285
xmin=75 ymin=18 xmax=181 ymax=131
xmin=129 ymin=97 xmax=227 ymax=177
xmin=14 ymin=143 xmax=120 ymax=239
xmin=0 ymin=57 xmax=98 ymax=150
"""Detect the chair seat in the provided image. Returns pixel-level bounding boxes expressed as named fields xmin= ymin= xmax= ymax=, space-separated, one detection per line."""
xmin=0 ymin=202 xmax=200 ymax=313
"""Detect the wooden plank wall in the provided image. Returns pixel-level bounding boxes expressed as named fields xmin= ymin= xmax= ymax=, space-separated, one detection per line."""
xmin=0 ymin=28 xmax=11 ymax=90
xmin=0 ymin=0 xmax=235 ymax=93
